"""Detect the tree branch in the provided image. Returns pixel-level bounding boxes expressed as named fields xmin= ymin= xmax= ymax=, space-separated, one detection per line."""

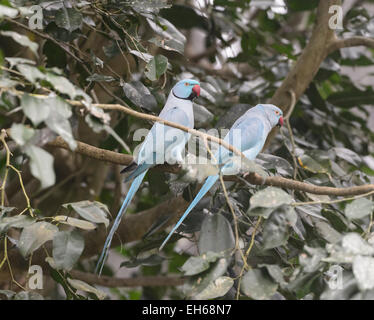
xmin=46 ymin=136 xmax=180 ymax=174
xmin=264 ymin=0 xmax=341 ymax=148
xmin=47 ymin=136 xmax=133 ymax=166
xmin=237 ymin=173 xmax=374 ymax=197
xmin=47 ymin=136 xmax=374 ymax=197
xmin=327 ymin=36 xmax=374 ymax=54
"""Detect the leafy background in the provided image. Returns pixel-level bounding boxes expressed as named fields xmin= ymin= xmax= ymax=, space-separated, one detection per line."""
xmin=0 ymin=0 xmax=374 ymax=300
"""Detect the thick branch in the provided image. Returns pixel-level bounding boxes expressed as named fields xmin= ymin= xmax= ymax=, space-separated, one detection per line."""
xmin=327 ymin=36 xmax=374 ymax=54
xmin=46 ymin=136 xmax=180 ymax=174
xmin=47 ymin=136 xmax=133 ymax=165
xmin=48 ymin=136 xmax=374 ymax=197
xmin=70 ymin=270 xmax=185 ymax=287
xmin=265 ymin=0 xmax=341 ymax=148
xmin=240 ymin=173 xmax=374 ymax=197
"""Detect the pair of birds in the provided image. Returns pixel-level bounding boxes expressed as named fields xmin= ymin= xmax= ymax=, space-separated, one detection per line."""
xmin=96 ymin=79 xmax=284 ymax=274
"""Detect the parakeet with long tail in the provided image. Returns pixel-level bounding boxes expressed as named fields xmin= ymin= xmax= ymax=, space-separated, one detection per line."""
xmin=159 ymin=104 xmax=284 ymax=250
xmin=96 ymin=79 xmax=200 ymax=274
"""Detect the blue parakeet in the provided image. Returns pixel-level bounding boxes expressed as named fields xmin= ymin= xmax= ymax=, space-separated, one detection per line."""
xmin=159 ymin=104 xmax=284 ymax=250
xmin=96 ymin=79 xmax=200 ymax=274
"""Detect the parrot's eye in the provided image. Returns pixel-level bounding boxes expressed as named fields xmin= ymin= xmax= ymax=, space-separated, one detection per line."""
xmin=275 ymin=111 xmax=280 ymax=115
xmin=185 ymin=82 xmax=189 ymax=86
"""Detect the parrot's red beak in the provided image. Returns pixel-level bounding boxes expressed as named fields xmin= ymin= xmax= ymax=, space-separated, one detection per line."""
xmin=277 ymin=116 xmax=284 ymax=127
xmin=192 ymin=84 xmax=200 ymax=98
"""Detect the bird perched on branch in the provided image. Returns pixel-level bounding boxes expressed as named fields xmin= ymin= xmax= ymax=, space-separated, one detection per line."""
xmin=159 ymin=104 xmax=284 ymax=250
xmin=96 ymin=79 xmax=200 ymax=274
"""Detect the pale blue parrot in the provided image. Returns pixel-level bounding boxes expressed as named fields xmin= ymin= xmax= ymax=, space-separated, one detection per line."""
xmin=159 ymin=104 xmax=284 ymax=250
xmin=96 ymin=79 xmax=200 ymax=274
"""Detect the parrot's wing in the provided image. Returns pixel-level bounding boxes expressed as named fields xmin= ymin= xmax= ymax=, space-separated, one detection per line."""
xmin=131 ymin=106 xmax=192 ymax=178
xmin=216 ymin=116 xmax=265 ymax=163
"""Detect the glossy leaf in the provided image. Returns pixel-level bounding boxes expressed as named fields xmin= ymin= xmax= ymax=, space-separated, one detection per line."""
xmin=19 ymin=222 xmax=58 ymax=257
xmin=53 ymin=230 xmax=84 ymax=271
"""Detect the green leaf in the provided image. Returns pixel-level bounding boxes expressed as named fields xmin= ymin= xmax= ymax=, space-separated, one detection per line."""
xmin=262 ymin=207 xmax=290 ymax=249
xmin=333 ymin=147 xmax=362 ymax=167
xmin=0 ymin=289 xmax=16 ymax=300
xmin=129 ymin=50 xmax=153 ymax=63
xmin=187 ymin=256 xmax=230 ymax=298
xmin=67 ymin=278 xmax=106 ymax=300
xmin=52 ymin=230 xmax=84 ymax=271
xmin=0 ymin=4 xmax=18 ymax=18
xmin=0 ymin=215 xmax=35 ymax=234
xmin=0 ymin=31 xmax=38 ymax=56
xmin=44 ymin=96 xmax=76 ymax=150
xmin=324 ymin=233 xmax=374 ymax=264
xmin=20 ymin=94 xmax=50 ymax=126
xmin=259 ymin=264 xmax=287 ymax=287
xmin=342 ymin=233 xmax=374 ymax=256
xmin=0 ymin=76 xmax=18 ymax=88
xmin=25 ymin=145 xmax=56 ymax=189
xmin=19 ymin=222 xmax=58 ymax=257
xmin=0 ymin=206 xmax=16 ymax=218
xmin=55 ymin=7 xmax=83 ymax=32
xmin=241 ymin=268 xmax=278 ymax=300
xmin=299 ymin=246 xmax=326 ymax=273
xmin=5 ymin=57 xmax=35 ymax=68
xmin=122 ymin=81 xmax=158 ymax=111
xmin=198 ymin=213 xmax=235 ymax=254
xmin=16 ymin=64 xmax=45 ymax=83
xmin=193 ymin=103 xmax=214 ymax=127
xmin=194 ymin=276 xmax=234 ymax=299
xmin=53 ymin=216 xmax=97 ymax=230
xmin=250 ymin=187 xmax=293 ymax=210
xmin=9 ymin=123 xmax=35 ymax=146
xmin=257 ymin=153 xmax=294 ymax=177
xmin=345 ymin=198 xmax=374 ymax=220
xmin=314 ymin=220 xmax=342 ymax=244
xmin=13 ymin=291 xmax=44 ymax=300
xmin=181 ymin=251 xmax=223 ymax=276
xmin=45 ymin=73 xmax=76 ymax=99
xmin=327 ymin=87 xmax=374 ymax=108
xmin=353 ymin=256 xmax=374 ymax=290
xmin=298 ymin=154 xmax=328 ymax=173
xmin=145 ymin=54 xmax=168 ymax=81
xmin=146 ymin=17 xmax=186 ymax=54
xmin=62 ymin=201 xmax=109 ymax=227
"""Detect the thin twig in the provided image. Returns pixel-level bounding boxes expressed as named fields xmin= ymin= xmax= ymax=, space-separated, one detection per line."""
xmin=292 ymin=190 xmax=374 ymax=206
xmin=235 ymin=217 xmax=262 ymax=300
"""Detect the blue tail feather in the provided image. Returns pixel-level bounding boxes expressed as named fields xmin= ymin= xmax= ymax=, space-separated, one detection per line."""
xmin=95 ymin=170 xmax=148 ymax=275
xmin=159 ymin=175 xmax=219 ymax=250
xmin=124 ymin=163 xmax=153 ymax=183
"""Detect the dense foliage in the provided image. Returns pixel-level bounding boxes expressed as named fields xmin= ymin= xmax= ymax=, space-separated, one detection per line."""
xmin=1 ymin=0 xmax=374 ymax=300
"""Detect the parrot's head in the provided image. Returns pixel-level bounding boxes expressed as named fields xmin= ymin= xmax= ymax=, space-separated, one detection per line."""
xmin=255 ymin=104 xmax=284 ymax=128
xmin=172 ymin=79 xmax=200 ymax=100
